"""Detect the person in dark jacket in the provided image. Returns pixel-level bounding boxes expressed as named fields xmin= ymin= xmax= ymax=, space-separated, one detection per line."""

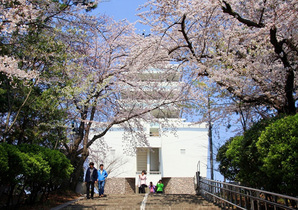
xmin=85 ymin=162 xmax=98 ymax=199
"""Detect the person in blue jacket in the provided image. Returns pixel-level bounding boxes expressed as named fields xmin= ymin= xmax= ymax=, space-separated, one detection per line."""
xmin=85 ymin=162 xmax=98 ymax=199
xmin=97 ymin=164 xmax=108 ymax=197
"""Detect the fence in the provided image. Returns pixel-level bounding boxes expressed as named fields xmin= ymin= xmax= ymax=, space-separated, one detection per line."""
xmin=195 ymin=172 xmax=298 ymax=210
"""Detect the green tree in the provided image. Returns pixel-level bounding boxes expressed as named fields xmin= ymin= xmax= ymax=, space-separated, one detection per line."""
xmin=0 ymin=19 xmax=72 ymax=145
xmin=256 ymin=114 xmax=298 ymax=196
xmin=227 ymin=117 xmax=278 ymax=188
xmin=216 ymin=137 xmax=240 ymax=181
xmin=217 ymin=115 xmax=297 ymax=195
xmin=0 ymin=144 xmax=9 ymax=181
xmin=0 ymin=74 xmax=68 ymax=147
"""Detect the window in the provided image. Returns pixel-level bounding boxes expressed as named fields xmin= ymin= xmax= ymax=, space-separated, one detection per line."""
xmin=150 ymin=123 xmax=160 ymax=137
xmin=110 ymin=149 xmax=115 ymax=156
xmin=136 ymin=149 xmax=147 ymax=171
xmin=150 ymin=148 xmax=159 ymax=171
xmin=136 ymin=148 xmax=160 ymax=172
xmin=150 ymin=128 xmax=160 ymax=136
xmin=180 ymin=149 xmax=186 ymax=155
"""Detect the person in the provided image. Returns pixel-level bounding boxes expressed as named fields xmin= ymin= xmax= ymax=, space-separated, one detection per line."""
xmin=148 ymin=181 xmax=156 ymax=193
xmin=156 ymin=180 xmax=164 ymax=194
xmin=85 ymin=162 xmax=98 ymax=199
xmin=138 ymin=170 xmax=147 ymax=193
xmin=97 ymin=164 xmax=108 ymax=197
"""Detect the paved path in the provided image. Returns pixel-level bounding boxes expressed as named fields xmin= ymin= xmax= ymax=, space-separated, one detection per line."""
xmin=57 ymin=194 xmax=221 ymax=210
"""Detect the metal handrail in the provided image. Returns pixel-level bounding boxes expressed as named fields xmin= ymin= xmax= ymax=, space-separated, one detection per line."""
xmin=201 ymin=178 xmax=297 ymax=201
xmin=196 ymin=173 xmax=298 ymax=210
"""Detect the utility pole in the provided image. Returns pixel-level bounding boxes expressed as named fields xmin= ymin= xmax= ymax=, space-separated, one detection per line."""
xmin=208 ymin=95 xmax=214 ymax=180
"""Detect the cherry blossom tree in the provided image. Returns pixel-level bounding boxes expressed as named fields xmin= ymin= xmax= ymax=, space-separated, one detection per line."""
xmin=57 ymin=15 xmax=194 ymax=188
xmin=0 ymin=0 xmax=97 ymax=142
xmin=0 ymin=0 xmax=97 ymax=79
xmin=138 ymin=1 xmax=296 ymax=182
xmin=139 ymin=0 xmax=297 ymax=117
xmin=1 ymin=1 xmax=195 ymax=188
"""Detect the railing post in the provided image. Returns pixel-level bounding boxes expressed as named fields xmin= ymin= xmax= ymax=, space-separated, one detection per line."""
xmin=273 ymin=195 xmax=277 ymax=210
xmin=223 ymin=182 xmax=227 ymax=209
xmin=239 ymin=187 xmax=241 ymax=207
xmin=245 ymin=189 xmax=250 ymax=209
xmin=196 ymin=171 xmax=200 ymax=195
xmin=257 ymin=191 xmax=260 ymax=210
xmin=250 ymin=189 xmax=255 ymax=210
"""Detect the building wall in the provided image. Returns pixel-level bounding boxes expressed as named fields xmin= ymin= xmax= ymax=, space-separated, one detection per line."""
xmin=104 ymin=178 xmax=136 ymax=194
xmin=162 ymin=177 xmax=196 ymax=194
xmin=89 ymin=129 xmax=137 ymax=178
xmin=125 ymin=178 xmax=136 ymax=194
xmin=161 ymin=127 xmax=208 ymax=178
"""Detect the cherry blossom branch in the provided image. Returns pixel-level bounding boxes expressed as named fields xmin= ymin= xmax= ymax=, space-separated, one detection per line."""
xmin=180 ymin=14 xmax=199 ymax=61
xmin=222 ymin=1 xmax=264 ymax=28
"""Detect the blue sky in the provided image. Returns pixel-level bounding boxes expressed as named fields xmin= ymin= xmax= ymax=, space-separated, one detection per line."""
xmin=94 ymin=0 xmax=150 ymax=33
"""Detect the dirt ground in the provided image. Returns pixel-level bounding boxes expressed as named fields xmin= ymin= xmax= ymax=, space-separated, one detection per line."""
xmin=9 ymin=190 xmax=81 ymax=210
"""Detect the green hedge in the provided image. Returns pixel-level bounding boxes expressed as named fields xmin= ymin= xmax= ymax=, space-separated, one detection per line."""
xmin=0 ymin=143 xmax=73 ymax=206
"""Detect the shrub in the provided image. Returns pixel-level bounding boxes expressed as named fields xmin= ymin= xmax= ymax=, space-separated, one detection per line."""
xmin=0 ymin=143 xmax=73 ymax=206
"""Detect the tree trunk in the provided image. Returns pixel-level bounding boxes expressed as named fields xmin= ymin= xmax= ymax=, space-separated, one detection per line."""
xmin=270 ymin=27 xmax=296 ymax=115
xmin=67 ymin=149 xmax=89 ymax=191
xmin=284 ymin=69 xmax=296 ymax=115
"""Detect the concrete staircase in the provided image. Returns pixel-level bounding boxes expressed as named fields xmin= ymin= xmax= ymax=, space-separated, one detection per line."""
xmin=62 ymin=194 xmax=144 ymax=210
xmin=145 ymin=194 xmax=221 ymax=210
xmin=60 ymin=194 xmax=221 ymax=210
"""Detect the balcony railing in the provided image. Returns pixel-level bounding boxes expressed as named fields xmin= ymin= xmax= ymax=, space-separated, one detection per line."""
xmin=136 ymin=171 xmax=161 ymax=175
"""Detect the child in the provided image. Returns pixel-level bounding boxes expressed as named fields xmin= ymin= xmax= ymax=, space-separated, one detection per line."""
xmin=156 ymin=180 xmax=164 ymax=194
xmin=148 ymin=181 xmax=156 ymax=193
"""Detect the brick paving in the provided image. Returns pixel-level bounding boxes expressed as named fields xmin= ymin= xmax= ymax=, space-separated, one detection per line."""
xmin=56 ymin=193 xmax=221 ymax=210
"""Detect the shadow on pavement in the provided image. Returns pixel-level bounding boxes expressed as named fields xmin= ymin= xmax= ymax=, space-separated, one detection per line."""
xmin=147 ymin=194 xmax=215 ymax=207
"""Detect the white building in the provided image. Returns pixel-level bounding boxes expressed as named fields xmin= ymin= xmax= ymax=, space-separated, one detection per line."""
xmin=88 ymin=66 xmax=208 ymax=194
xmin=89 ymin=121 xmax=208 ymax=194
